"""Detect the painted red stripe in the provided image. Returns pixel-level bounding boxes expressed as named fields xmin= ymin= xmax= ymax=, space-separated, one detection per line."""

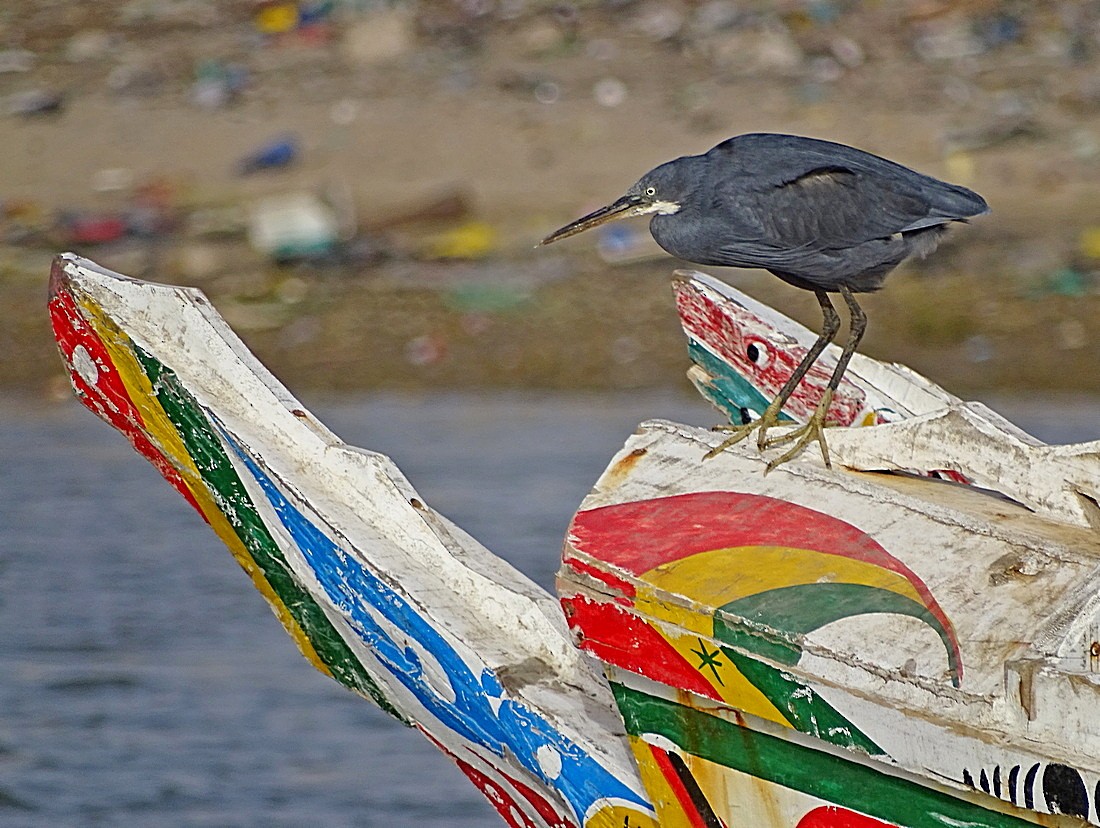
xmin=646 ymin=744 xmax=713 ymax=828
xmin=418 ymin=727 xmax=574 ymax=828
xmin=560 ymin=552 xmax=636 ymax=599
xmin=567 ymin=492 xmax=960 ymax=682
xmin=675 ymin=280 xmax=864 ymax=423
xmin=50 ymin=288 xmax=144 ymax=428
xmin=49 ymin=287 xmax=205 ymax=517
xmin=495 ymin=767 xmax=574 ymax=828
xmin=453 ymin=758 xmax=540 ymax=828
xmin=570 ymin=491 xmax=928 ymax=601
xmin=797 ymin=805 xmax=900 ymax=828
xmin=561 ymin=595 xmax=723 ymax=700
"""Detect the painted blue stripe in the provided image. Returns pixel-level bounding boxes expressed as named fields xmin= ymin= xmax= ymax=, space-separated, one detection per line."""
xmin=222 ymin=429 xmax=648 ymax=818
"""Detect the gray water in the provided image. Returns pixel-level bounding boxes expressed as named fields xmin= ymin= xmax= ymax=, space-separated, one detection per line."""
xmin=1 ymin=390 xmax=1096 ymax=827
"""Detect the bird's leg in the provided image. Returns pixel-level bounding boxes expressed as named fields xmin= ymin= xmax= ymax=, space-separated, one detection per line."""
xmin=704 ymin=290 xmax=840 ymax=459
xmin=763 ymin=286 xmax=867 ymax=471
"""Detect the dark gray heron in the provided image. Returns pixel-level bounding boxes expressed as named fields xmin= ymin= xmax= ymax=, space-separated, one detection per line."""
xmin=539 ymin=133 xmax=988 ymax=469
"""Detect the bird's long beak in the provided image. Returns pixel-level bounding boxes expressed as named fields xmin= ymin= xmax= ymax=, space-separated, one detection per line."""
xmin=539 ymin=194 xmax=644 ymax=246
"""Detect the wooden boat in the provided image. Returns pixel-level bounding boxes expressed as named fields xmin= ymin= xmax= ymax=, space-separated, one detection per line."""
xmin=49 ymin=253 xmax=1100 ymax=827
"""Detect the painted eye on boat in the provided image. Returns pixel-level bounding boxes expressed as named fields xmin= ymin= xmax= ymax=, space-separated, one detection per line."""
xmin=746 ymin=341 xmax=770 ymax=368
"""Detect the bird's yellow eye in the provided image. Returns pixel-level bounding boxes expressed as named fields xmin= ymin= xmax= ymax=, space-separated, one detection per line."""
xmin=645 ymin=187 xmax=656 ymax=197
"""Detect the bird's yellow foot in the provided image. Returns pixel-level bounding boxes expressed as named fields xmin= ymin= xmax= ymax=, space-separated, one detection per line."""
xmin=703 ymin=404 xmax=785 ymax=460
xmin=703 ymin=422 xmax=756 ymax=459
xmin=762 ymin=390 xmax=834 ymax=471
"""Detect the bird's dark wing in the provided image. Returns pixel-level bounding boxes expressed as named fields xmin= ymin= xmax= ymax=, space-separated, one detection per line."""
xmin=703 ymin=133 xmax=987 ymax=250
xmin=692 ymin=169 xmax=935 ymax=286
xmin=737 ymin=167 xmax=930 ymax=248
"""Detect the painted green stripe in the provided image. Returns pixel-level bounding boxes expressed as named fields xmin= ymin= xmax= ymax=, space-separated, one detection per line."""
xmin=611 ymin=683 xmax=1036 ymax=828
xmin=133 ymin=345 xmax=405 ymax=722
xmin=687 ymin=340 xmax=795 ymax=425
xmin=721 ymin=647 xmax=882 ymax=755
xmin=712 ymin=614 xmax=802 ymax=667
xmin=718 ymin=583 xmax=960 ymax=681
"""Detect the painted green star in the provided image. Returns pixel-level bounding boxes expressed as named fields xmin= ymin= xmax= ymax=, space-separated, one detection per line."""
xmin=690 ymin=638 xmax=725 ymax=685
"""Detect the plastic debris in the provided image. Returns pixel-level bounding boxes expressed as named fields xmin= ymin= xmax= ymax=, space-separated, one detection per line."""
xmin=1080 ymin=228 xmax=1100 ymax=260
xmin=943 ymin=150 xmax=976 ymax=186
xmin=330 ymin=98 xmax=359 ymax=126
xmin=60 ymin=213 xmax=129 ymax=246
xmin=631 ymin=1 xmax=685 ymax=41
xmin=255 ymin=2 xmax=299 ymax=36
xmin=1069 ymin=130 xmax=1099 ymax=162
xmin=943 ymin=116 xmax=1040 ymax=153
xmin=975 ymin=12 xmax=1024 ymax=50
xmin=0 ymin=0 xmax=1095 ymax=359
xmin=963 ymin=334 xmax=994 ymax=364
xmin=91 ymin=168 xmax=135 ymax=193
xmin=66 ymin=31 xmax=114 ymax=63
xmin=299 ymin=2 xmax=335 ymax=27
xmin=0 ymin=200 xmax=49 ymax=244
xmin=585 ymin=39 xmax=618 ymax=60
xmin=364 ymin=190 xmax=473 ymax=232
xmin=1045 ymin=267 xmax=1089 ymax=297
xmin=522 ymin=19 xmax=568 ymax=54
xmin=7 ymin=89 xmax=63 ymax=117
xmin=597 ymin=224 xmax=667 ymax=265
xmin=913 ymin=18 xmax=985 ymax=61
xmin=1056 ymin=319 xmax=1088 ymax=350
xmin=128 ymin=178 xmax=181 ymax=238
xmin=708 ymin=23 xmax=803 ymax=75
xmin=107 ymin=64 xmax=165 ymax=98
xmin=534 ymin=81 xmax=560 ymax=104
xmin=443 ymin=284 xmax=532 ymax=313
xmin=238 ymin=136 xmax=299 ymax=175
xmin=247 ymin=192 xmax=339 ymax=260
xmin=422 ymin=221 xmax=497 ymax=260
xmin=186 ymin=204 xmax=249 ymax=239
xmin=691 ymin=1 xmax=740 ymax=35
xmin=192 ymin=60 xmax=248 ymax=110
xmin=175 ymin=243 xmax=223 ymax=280
xmin=830 ymin=36 xmax=864 ymax=68
xmin=593 ymin=77 xmax=627 ymax=107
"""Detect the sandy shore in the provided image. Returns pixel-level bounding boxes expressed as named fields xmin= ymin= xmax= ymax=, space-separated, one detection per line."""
xmin=3 ymin=1 xmax=1098 ymax=395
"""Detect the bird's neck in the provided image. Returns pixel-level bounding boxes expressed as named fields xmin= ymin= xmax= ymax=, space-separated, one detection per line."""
xmin=649 ymin=211 xmax=695 ymax=262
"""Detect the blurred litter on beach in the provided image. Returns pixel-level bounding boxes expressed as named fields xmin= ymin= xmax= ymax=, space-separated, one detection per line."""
xmin=0 ymin=0 xmax=1097 ymax=394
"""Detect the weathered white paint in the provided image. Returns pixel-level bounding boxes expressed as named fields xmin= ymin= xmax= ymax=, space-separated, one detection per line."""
xmin=569 ymin=414 xmax=1100 ymax=819
xmin=823 ymin=403 xmax=1100 ymax=530
xmin=679 ymin=270 xmax=1100 ymax=530
xmin=679 ymin=269 xmax=960 ymax=419
xmin=52 ymin=253 xmax=650 ymax=827
xmin=54 ymin=253 xmax=1100 ymax=827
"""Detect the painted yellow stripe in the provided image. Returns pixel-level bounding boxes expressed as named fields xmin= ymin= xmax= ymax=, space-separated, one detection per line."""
xmin=626 ymin=736 xmax=697 ymax=827
xmin=624 ymin=587 xmax=789 ymax=727
xmin=584 ymin=800 xmax=659 ymax=828
xmin=81 ymin=298 xmax=333 ymax=678
xmin=640 ymin=545 xmax=926 ymax=612
xmin=634 ymin=589 xmax=715 ymax=639
xmin=654 ymin=623 xmax=789 ymax=727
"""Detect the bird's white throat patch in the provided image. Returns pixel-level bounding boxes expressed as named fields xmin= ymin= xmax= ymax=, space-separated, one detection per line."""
xmin=635 ymin=200 xmax=681 ymax=216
